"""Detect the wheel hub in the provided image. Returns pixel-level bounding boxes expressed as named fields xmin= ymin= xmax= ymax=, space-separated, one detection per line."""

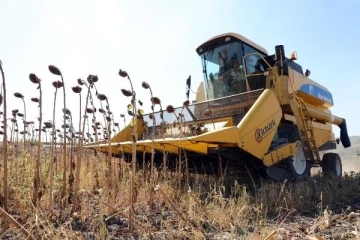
xmin=292 ymin=141 xmax=307 ymax=175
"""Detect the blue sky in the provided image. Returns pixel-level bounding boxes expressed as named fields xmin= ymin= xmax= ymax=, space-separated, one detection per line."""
xmin=0 ymin=0 xmax=359 ymax=141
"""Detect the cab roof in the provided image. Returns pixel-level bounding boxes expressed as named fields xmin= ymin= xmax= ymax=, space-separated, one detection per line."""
xmin=195 ymin=32 xmax=268 ymax=56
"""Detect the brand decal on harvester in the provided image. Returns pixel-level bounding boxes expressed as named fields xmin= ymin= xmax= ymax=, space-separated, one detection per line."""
xmin=255 ymin=119 xmax=276 ymax=143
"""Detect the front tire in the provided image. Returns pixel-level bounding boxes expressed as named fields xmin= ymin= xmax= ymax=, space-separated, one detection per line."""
xmin=322 ymin=152 xmax=342 ymax=177
xmin=288 ymin=140 xmax=311 ymax=181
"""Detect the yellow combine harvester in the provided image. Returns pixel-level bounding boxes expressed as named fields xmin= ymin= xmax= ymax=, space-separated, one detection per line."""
xmin=85 ymin=32 xmax=351 ymax=182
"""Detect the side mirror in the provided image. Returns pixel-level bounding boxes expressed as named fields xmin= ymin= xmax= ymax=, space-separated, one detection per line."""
xmin=186 ymin=75 xmax=191 ymax=99
xmin=275 ymin=45 xmax=285 ymax=61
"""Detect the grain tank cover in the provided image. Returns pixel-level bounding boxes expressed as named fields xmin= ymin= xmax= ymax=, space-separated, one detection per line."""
xmin=266 ymin=45 xmax=334 ymax=108
xmin=299 ymin=83 xmax=334 ymax=106
xmin=288 ymin=68 xmax=335 ymax=108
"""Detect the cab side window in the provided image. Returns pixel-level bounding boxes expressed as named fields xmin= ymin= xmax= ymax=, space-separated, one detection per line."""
xmin=244 ymin=44 xmax=265 ymax=74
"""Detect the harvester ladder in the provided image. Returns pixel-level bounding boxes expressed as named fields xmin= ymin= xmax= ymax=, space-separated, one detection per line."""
xmin=294 ymin=96 xmax=321 ymax=164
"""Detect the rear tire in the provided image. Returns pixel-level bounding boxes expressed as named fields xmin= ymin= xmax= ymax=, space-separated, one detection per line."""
xmin=322 ymin=153 xmax=342 ymax=177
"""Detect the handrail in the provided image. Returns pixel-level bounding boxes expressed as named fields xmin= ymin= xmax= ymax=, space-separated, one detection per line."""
xmin=242 ymin=52 xmax=273 ymax=69
xmin=242 ymin=52 xmax=282 ymax=99
xmin=242 ymin=53 xmax=272 ymax=91
xmin=289 ymin=67 xmax=298 ymax=97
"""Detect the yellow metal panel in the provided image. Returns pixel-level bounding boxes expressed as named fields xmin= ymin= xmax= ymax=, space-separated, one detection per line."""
xmin=171 ymin=89 xmax=283 ymax=160
xmin=190 ymin=126 xmax=240 ymax=144
xmin=109 ymin=118 xmax=145 ymax=143
xmin=87 ymin=140 xmax=179 ymax=154
xmin=312 ymin=128 xmax=335 ymax=148
xmin=297 ymin=92 xmax=328 ymax=108
xmin=284 ymin=98 xmax=343 ymax=126
xmin=87 ymin=138 xmax=215 ymax=155
xmin=283 ymin=114 xmax=335 ymax=147
xmin=263 ymin=142 xmax=297 ymax=167
xmin=288 ymin=68 xmax=334 ymax=108
xmin=236 ymin=89 xmax=283 ymax=159
xmin=304 ymin=103 xmax=343 ymax=126
xmin=85 ymin=117 xmax=234 ymax=155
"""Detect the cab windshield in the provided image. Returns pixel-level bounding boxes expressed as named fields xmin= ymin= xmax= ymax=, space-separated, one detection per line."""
xmin=200 ymin=41 xmax=266 ymax=100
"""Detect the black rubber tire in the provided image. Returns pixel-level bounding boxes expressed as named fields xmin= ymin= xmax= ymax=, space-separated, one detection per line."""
xmin=288 ymin=162 xmax=311 ymax=182
xmin=278 ymin=124 xmax=311 ymax=181
xmin=322 ymin=152 xmax=342 ymax=177
xmin=287 ymin=141 xmax=311 ymax=181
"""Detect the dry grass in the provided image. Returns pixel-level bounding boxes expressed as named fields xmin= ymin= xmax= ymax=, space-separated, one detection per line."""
xmin=0 ymin=144 xmax=359 ymax=240
xmin=0 ymin=63 xmax=359 ymax=239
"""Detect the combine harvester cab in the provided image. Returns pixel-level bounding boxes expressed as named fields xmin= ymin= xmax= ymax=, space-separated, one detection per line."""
xmin=85 ymin=32 xmax=351 ymax=182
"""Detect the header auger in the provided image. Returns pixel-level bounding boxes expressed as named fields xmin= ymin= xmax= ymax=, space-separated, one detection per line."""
xmin=84 ymin=32 xmax=351 ymax=184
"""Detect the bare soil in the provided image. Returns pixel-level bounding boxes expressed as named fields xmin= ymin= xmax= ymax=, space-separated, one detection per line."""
xmin=1 ymin=201 xmax=360 ymax=239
